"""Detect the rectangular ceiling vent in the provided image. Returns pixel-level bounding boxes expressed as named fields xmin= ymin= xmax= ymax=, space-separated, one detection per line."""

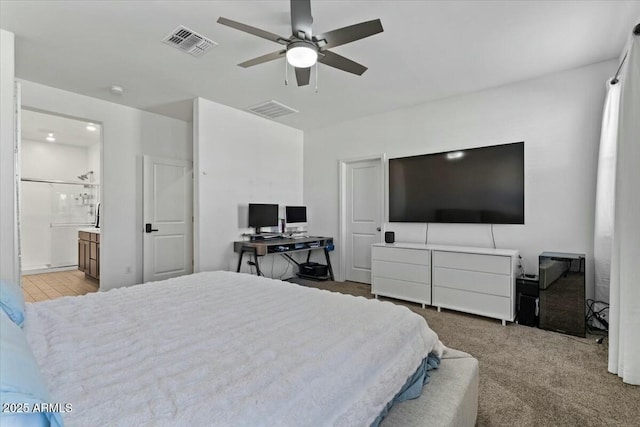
xmin=247 ymin=100 xmax=299 ymax=119
xmin=163 ymin=26 xmax=217 ymax=57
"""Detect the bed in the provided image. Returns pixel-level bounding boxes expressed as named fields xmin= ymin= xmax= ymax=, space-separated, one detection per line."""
xmin=2 ymin=271 xmax=478 ymax=426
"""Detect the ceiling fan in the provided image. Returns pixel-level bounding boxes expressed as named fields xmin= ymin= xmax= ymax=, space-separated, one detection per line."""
xmin=217 ymin=0 xmax=383 ymax=87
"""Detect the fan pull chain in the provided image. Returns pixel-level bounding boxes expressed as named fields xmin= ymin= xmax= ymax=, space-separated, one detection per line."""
xmin=284 ymin=60 xmax=289 ymax=86
xmin=315 ymin=62 xmax=319 ymax=93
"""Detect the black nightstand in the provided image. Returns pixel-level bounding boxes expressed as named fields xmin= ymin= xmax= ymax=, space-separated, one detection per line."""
xmin=516 ymin=275 xmax=539 ymax=327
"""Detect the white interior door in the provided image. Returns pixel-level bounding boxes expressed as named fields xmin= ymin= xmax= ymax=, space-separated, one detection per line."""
xmin=143 ymin=155 xmax=193 ymax=283
xmin=345 ymin=158 xmax=383 ymax=283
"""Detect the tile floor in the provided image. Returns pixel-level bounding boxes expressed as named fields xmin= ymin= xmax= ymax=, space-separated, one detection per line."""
xmin=22 ymin=270 xmax=99 ymax=302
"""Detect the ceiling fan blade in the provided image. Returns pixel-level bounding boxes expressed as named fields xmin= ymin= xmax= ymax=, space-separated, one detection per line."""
xmin=217 ymin=17 xmax=289 ymax=45
xmin=318 ymin=50 xmax=367 ymax=75
xmin=314 ymin=19 xmax=383 ymax=50
xmin=295 ymin=67 xmax=311 ymax=86
xmin=239 ymin=50 xmax=286 ymax=68
xmin=290 ymin=0 xmax=313 ymax=39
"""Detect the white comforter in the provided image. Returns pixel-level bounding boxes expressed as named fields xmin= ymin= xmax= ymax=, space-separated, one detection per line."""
xmin=24 ymin=271 xmax=443 ymax=427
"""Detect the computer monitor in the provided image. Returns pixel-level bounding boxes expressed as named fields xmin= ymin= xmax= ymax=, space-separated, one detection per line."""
xmin=248 ymin=203 xmax=279 ymax=233
xmin=285 ymin=206 xmax=307 ymax=227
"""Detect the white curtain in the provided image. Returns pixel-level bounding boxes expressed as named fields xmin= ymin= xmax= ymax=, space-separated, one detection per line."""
xmin=593 ymin=77 xmax=620 ymax=310
xmin=606 ymin=29 xmax=640 ymax=385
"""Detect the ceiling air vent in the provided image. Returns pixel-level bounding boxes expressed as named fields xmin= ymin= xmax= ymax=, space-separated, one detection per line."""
xmin=163 ymin=26 xmax=217 ymax=57
xmin=248 ymin=100 xmax=299 ymax=119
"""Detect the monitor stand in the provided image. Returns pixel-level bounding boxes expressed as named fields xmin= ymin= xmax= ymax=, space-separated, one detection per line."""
xmin=250 ymin=228 xmax=279 ymax=241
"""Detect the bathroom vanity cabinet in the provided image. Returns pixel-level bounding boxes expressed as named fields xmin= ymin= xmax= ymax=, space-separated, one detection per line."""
xmin=78 ymin=229 xmax=100 ymax=281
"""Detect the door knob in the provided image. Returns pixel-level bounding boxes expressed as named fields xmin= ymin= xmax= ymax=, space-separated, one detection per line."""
xmin=376 ymin=227 xmax=381 ymax=232
xmin=145 ymin=223 xmax=159 ymax=233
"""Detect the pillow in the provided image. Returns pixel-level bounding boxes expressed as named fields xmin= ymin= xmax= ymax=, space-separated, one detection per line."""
xmin=0 ymin=310 xmax=64 ymax=427
xmin=0 ymin=279 xmax=25 ymax=327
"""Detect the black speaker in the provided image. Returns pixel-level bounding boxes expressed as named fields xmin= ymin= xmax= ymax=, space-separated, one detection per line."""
xmin=384 ymin=231 xmax=395 ymax=244
xmin=518 ymin=295 xmax=539 ymax=327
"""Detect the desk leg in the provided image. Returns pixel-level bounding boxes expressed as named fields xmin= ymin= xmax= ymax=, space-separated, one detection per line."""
xmin=253 ymin=252 xmax=263 ymax=276
xmin=237 ymin=248 xmax=262 ymax=276
xmin=324 ymin=248 xmax=335 ymax=281
xmin=236 ymin=250 xmax=244 ymax=273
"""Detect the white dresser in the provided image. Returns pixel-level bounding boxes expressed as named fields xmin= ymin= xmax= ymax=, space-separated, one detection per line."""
xmin=371 ymin=243 xmax=519 ymax=324
xmin=371 ymin=243 xmax=431 ymax=308
xmin=430 ymin=245 xmax=519 ymax=325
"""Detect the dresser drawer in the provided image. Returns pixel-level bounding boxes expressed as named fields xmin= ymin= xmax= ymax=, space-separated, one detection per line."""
xmin=79 ymin=231 xmax=91 ymax=241
xmin=372 ymin=260 xmax=430 ymax=284
xmin=433 ymin=286 xmax=513 ymax=321
xmin=433 ymin=251 xmax=511 ymax=275
xmin=373 ymin=276 xmax=431 ymax=304
xmin=433 ymin=267 xmax=512 ymax=297
xmin=372 ymin=246 xmax=429 ymax=266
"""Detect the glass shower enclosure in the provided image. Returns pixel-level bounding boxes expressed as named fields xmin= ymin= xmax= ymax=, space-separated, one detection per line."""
xmin=20 ymin=178 xmax=99 ymax=272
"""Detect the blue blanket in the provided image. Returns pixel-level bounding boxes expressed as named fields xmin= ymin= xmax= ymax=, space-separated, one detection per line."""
xmin=371 ymin=353 xmax=441 ymax=427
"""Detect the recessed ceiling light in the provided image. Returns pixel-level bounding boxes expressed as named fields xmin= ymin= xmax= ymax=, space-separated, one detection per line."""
xmin=46 ymin=133 xmax=55 ymax=142
xmin=86 ymin=123 xmax=97 ymax=132
xmin=110 ymin=85 xmax=124 ymax=96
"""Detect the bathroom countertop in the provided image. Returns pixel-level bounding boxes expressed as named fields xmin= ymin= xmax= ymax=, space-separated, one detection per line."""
xmin=78 ymin=227 xmax=100 ymax=234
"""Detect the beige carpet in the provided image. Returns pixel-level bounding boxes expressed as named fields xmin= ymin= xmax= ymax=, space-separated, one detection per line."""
xmin=298 ymin=279 xmax=640 ymax=426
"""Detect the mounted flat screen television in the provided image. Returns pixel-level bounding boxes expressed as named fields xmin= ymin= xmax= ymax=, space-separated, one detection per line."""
xmin=248 ymin=203 xmax=279 ymax=232
xmin=389 ymin=142 xmax=524 ymax=224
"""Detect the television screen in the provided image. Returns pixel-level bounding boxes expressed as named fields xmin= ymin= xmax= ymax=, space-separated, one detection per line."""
xmin=248 ymin=203 xmax=279 ymax=228
xmin=285 ymin=206 xmax=307 ymax=224
xmin=389 ymin=142 xmax=524 ymax=224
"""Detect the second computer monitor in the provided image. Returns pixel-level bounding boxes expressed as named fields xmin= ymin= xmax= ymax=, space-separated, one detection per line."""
xmin=285 ymin=206 xmax=307 ymax=227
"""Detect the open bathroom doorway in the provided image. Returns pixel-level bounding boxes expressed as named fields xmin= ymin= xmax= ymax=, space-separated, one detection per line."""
xmin=19 ymin=109 xmax=102 ymax=301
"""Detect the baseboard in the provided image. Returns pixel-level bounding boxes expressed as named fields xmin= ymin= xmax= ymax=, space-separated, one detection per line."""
xmin=22 ymin=265 xmax=78 ymax=275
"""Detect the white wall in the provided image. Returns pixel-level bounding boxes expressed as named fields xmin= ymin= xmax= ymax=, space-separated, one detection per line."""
xmin=193 ymin=97 xmax=303 ymax=275
xmin=304 ymin=60 xmax=616 ymax=300
xmin=21 ymin=139 xmax=89 ymax=181
xmin=0 ymin=29 xmax=17 ymax=283
xmin=19 ymin=80 xmax=192 ymax=290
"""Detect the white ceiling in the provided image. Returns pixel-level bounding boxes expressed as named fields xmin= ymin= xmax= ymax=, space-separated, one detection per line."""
xmin=2 ymin=1 xmax=639 ymax=130
xmin=21 ymin=109 xmax=101 ymax=148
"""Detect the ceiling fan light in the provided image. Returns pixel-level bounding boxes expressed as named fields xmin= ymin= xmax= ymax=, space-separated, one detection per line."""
xmin=286 ymin=44 xmax=317 ymax=68
xmin=446 ymin=151 xmax=465 ymax=160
